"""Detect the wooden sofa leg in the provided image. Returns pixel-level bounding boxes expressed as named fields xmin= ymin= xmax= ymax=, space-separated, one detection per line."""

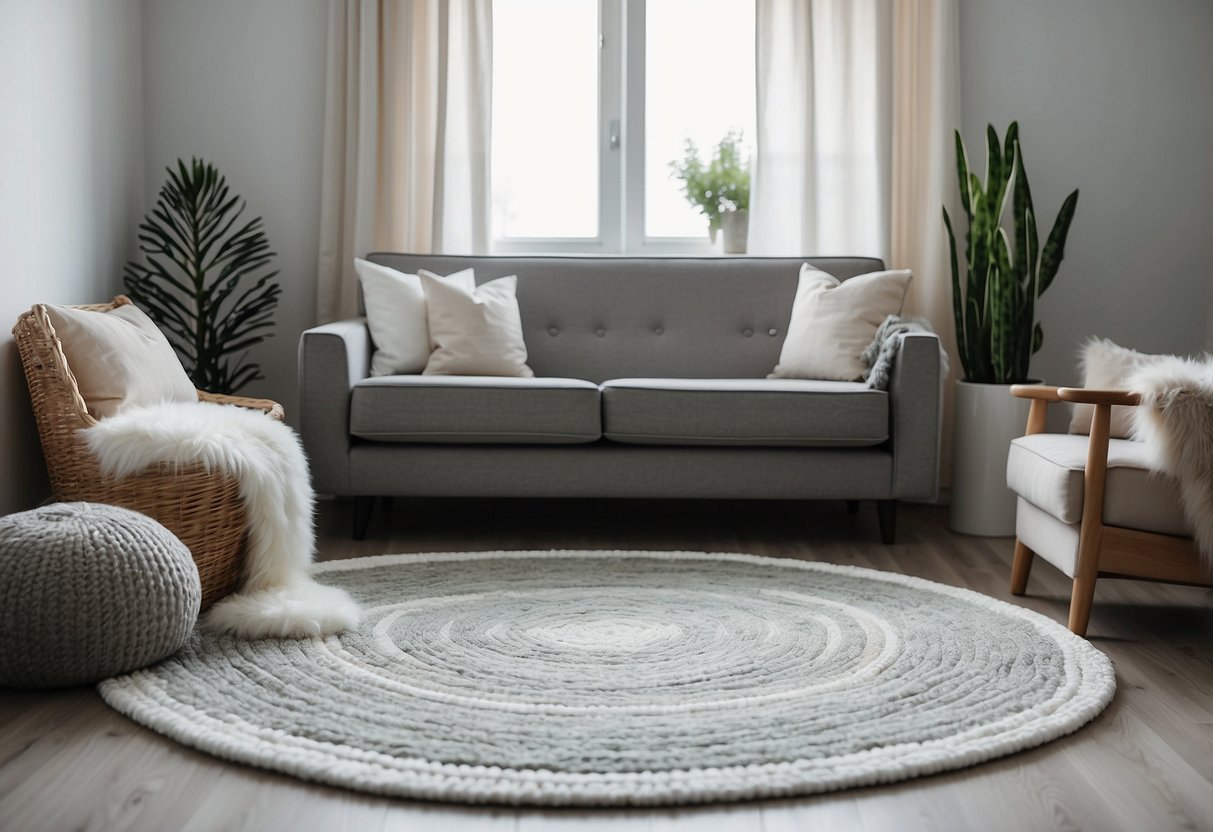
xmin=877 ymin=500 xmax=896 ymax=544
xmin=1010 ymin=539 xmax=1034 ymax=595
xmin=845 ymin=500 xmax=859 ymax=515
xmin=353 ymin=496 xmax=375 ymax=540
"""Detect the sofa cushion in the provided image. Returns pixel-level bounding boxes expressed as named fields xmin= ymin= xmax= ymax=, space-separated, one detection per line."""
xmin=1006 ymin=434 xmax=1189 ymax=536
xmin=419 ymin=271 xmax=533 ymax=377
xmin=350 ymin=376 xmax=600 ymax=444
xmin=769 ymin=263 xmax=912 ymax=381
xmin=355 ymin=259 xmax=475 ymax=376
xmin=600 ymin=378 xmax=888 ymax=447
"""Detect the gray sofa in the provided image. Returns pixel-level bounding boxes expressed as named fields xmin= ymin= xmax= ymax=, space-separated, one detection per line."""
xmin=299 ymin=255 xmax=942 ymax=541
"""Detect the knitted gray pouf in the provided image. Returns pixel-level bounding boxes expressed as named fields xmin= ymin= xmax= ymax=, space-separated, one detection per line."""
xmin=0 ymin=502 xmax=201 ymax=688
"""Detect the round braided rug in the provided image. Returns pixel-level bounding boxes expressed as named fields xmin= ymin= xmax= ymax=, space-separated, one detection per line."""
xmin=99 ymin=551 xmax=1114 ymax=806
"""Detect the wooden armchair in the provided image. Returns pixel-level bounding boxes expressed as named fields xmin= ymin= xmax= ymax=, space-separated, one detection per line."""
xmin=1006 ymin=385 xmax=1210 ymax=636
xmin=12 ymin=300 xmax=284 ymax=610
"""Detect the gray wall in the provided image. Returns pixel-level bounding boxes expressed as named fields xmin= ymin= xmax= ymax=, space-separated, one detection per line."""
xmin=1208 ymin=291 xmax=1213 ymax=351
xmin=0 ymin=0 xmax=145 ymax=514
xmin=141 ymin=0 xmax=328 ymax=418
xmin=959 ymin=0 xmax=1213 ymax=387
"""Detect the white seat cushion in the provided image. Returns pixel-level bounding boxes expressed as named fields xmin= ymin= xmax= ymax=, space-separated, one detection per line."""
xmin=1006 ymin=434 xmax=1189 ymax=536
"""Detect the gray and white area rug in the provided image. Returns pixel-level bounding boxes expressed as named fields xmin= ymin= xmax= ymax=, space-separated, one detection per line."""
xmin=99 ymin=551 xmax=1115 ymax=806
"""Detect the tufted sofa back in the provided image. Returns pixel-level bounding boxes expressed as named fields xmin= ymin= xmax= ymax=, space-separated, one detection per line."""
xmin=366 ymin=254 xmax=885 ymax=382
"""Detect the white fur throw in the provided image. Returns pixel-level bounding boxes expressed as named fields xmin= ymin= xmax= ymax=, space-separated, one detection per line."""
xmin=84 ymin=402 xmax=360 ymax=639
xmin=1129 ymin=355 xmax=1213 ymax=571
xmin=1071 ymin=337 xmax=1162 ymax=438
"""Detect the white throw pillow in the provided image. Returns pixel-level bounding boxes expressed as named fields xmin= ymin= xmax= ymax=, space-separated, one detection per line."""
xmin=355 ymin=259 xmax=475 ymax=376
xmin=43 ymin=299 xmax=198 ymax=420
xmin=1069 ymin=337 xmax=1162 ymax=439
xmin=769 ymin=263 xmax=913 ymax=381
xmin=419 ymin=270 xmax=534 ymax=377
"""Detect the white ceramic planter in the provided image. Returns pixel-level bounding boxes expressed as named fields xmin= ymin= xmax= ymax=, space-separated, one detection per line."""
xmin=721 ymin=210 xmax=748 ymax=254
xmin=949 ymin=379 xmax=1033 ymax=537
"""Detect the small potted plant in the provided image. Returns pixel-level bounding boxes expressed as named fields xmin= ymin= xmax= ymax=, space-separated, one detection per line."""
xmin=944 ymin=122 xmax=1079 ymax=535
xmin=669 ymin=130 xmax=751 ymax=253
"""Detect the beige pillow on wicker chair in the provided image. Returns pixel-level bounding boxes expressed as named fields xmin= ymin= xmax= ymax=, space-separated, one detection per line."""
xmin=42 ymin=298 xmax=197 ymax=420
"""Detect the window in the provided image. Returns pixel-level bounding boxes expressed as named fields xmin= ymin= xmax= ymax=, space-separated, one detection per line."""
xmin=491 ymin=0 xmax=599 ymax=240
xmin=491 ymin=0 xmax=756 ymax=254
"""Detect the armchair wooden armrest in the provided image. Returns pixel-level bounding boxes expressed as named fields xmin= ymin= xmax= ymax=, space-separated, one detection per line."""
xmin=1009 ymin=385 xmax=1062 ymax=436
xmin=1010 ymin=385 xmax=1141 ymax=437
xmin=1056 ymin=387 xmax=1141 ymax=407
xmin=197 ymin=389 xmax=286 ymax=421
xmin=1010 ymin=384 xmax=1062 ymax=402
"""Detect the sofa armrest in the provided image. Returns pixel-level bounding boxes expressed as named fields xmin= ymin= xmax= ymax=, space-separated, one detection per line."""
xmin=298 ymin=318 xmax=371 ymax=495
xmin=888 ymin=332 xmax=943 ymax=500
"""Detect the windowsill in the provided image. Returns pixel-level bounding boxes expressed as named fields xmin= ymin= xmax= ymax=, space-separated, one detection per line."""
xmin=487 ymin=251 xmax=755 ymax=258
xmin=491 ymin=237 xmax=734 ymax=257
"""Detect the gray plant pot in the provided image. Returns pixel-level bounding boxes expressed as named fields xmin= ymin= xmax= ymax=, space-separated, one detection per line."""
xmin=721 ymin=210 xmax=749 ymax=254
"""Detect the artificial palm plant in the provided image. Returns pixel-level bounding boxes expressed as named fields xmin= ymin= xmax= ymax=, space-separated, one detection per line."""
xmin=124 ymin=159 xmax=281 ymax=394
xmin=943 ymin=123 xmax=1079 ymax=384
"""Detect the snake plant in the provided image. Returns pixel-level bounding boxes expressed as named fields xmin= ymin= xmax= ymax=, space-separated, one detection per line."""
xmin=943 ymin=123 xmax=1079 ymax=384
xmin=124 ymin=159 xmax=281 ymax=394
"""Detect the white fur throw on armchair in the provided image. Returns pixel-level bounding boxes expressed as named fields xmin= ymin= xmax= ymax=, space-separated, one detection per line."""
xmin=1130 ymin=355 xmax=1213 ymax=571
xmin=85 ymin=401 xmax=360 ymax=639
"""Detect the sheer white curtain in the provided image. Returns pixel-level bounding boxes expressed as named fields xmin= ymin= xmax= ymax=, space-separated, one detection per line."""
xmin=316 ymin=0 xmax=492 ymax=323
xmin=889 ymin=0 xmax=960 ymax=344
xmin=890 ymin=0 xmax=961 ymax=481
xmin=751 ymin=0 xmax=960 ymax=477
xmin=750 ymin=0 xmax=959 ymax=307
xmin=749 ymin=0 xmax=891 ymax=257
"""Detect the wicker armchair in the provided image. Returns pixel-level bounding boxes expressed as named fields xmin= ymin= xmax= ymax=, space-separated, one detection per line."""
xmin=12 ymin=297 xmax=285 ymax=611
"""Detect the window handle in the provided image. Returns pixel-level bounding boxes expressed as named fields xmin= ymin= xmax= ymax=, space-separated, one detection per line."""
xmin=608 ymin=118 xmax=621 ymax=151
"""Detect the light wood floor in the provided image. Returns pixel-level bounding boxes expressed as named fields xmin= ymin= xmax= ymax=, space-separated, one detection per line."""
xmin=2 ymin=499 xmax=1211 ymax=832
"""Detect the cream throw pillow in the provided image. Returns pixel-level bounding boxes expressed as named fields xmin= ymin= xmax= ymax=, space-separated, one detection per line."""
xmin=1069 ymin=337 xmax=1162 ymax=439
xmin=355 ymin=259 xmax=475 ymax=376
xmin=43 ymin=299 xmax=197 ymax=419
xmin=419 ymin=270 xmax=534 ymax=377
xmin=769 ymin=263 xmax=913 ymax=381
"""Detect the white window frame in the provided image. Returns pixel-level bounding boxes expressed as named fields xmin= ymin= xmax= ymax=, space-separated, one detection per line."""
xmin=621 ymin=0 xmax=715 ymax=255
xmin=491 ymin=0 xmax=717 ymax=255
